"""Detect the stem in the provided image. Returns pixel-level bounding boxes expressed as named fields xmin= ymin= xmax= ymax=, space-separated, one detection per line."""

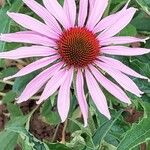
xmin=52 ymin=124 xmax=60 ymax=142
xmin=0 ymin=80 xmax=14 ymax=85
xmin=0 ymin=92 xmax=6 ymax=96
xmin=30 ymin=96 xmax=40 ymax=100
xmin=26 ymin=104 xmax=41 ymax=130
xmin=15 ymin=60 xmax=27 ymax=66
xmin=61 ymin=119 xmax=68 ymax=144
xmin=0 ymin=91 xmax=40 ymax=100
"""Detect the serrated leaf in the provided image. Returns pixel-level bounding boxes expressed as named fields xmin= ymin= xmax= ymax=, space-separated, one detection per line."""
xmin=117 ymin=118 xmax=150 ymax=150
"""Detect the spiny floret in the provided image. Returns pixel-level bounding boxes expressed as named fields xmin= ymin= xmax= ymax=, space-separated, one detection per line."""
xmin=57 ymin=27 xmax=100 ymax=68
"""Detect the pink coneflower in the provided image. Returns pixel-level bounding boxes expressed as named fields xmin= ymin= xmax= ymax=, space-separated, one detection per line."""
xmin=0 ymin=0 xmax=150 ymax=126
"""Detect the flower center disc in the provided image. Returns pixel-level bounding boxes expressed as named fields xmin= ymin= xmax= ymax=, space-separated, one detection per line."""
xmin=57 ymin=27 xmax=100 ymax=68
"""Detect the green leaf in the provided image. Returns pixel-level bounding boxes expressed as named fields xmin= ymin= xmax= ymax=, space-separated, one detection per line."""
xmin=118 ymin=24 xmax=137 ymax=36
xmin=13 ymin=71 xmax=39 ymax=94
xmin=58 ymin=0 xmax=64 ymax=6
xmin=6 ymin=126 xmax=48 ymax=150
xmin=136 ymin=0 xmax=150 ymax=15
xmin=101 ymin=140 xmax=117 ymax=150
xmin=131 ymin=12 xmax=150 ymax=32
xmin=47 ymin=143 xmax=71 ymax=150
xmin=0 ymin=67 xmax=17 ymax=78
xmin=2 ymin=91 xmax=16 ymax=104
xmin=0 ymin=0 xmax=23 ymax=51
xmin=66 ymin=131 xmax=87 ymax=150
xmin=139 ymin=101 xmax=150 ymax=118
xmin=7 ymin=103 xmax=23 ymax=118
xmin=6 ymin=116 xmax=28 ymax=128
xmin=92 ymin=111 xmax=123 ymax=148
xmin=117 ymin=118 xmax=150 ymax=150
xmin=41 ymin=98 xmax=61 ymax=125
xmin=69 ymin=119 xmax=96 ymax=150
xmin=0 ymin=130 xmax=18 ymax=150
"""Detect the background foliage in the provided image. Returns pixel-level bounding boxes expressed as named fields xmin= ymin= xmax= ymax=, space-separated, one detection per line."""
xmin=0 ymin=0 xmax=150 ymax=150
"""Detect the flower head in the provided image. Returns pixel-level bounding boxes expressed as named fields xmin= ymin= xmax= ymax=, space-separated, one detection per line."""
xmin=0 ymin=0 xmax=150 ymax=126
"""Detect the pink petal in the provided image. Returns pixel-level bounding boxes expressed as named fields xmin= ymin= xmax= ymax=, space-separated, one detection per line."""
xmin=0 ymin=31 xmax=56 ymax=47
xmin=93 ymin=3 xmax=128 ymax=33
xmin=98 ymin=8 xmax=137 ymax=39
xmin=76 ymin=69 xmax=88 ymax=127
xmin=78 ymin=0 xmax=88 ymax=27
xmin=64 ymin=0 xmax=76 ymax=27
xmin=23 ymin=0 xmax=62 ymax=34
xmin=4 ymin=55 xmax=59 ymax=81
xmin=86 ymin=0 xmax=108 ymax=30
xmin=99 ymin=56 xmax=149 ymax=80
xmin=57 ymin=68 xmax=74 ymax=122
xmin=7 ymin=12 xmax=58 ymax=39
xmin=0 ymin=46 xmax=57 ymax=59
xmin=43 ymin=0 xmax=70 ymax=29
xmin=89 ymin=65 xmax=131 ymax=104
xmin=85 ymin=69 xmax=111 ymax=119
xmin=17 ymin=62 xmax=63 ymax=103
xmin=96 ymin=61 xmax=144 ymax=97
xmin=100 ymin=36 xmax=148 ymax=46
xmin=89 ymin=0 xmax=95 ymax=8
xmin=37 ymin=68 xmax=68 ymax=104
xmin=101 ymin=46 xmax=150 ymax=56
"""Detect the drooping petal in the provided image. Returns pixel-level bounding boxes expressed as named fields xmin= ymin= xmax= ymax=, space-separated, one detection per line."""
xmin=78 ymin=0 xmax=88 ymax=27
xmin=99 ymin=56 xmax=149 ymax=80
xmin=96 ymin=61 xmax=143 ymax=97
xmin=37 ymin=68 xmax=68 ymax=104
xmin=7 ymin=12 xmax=58 ymax=39
xmin=57 ymin=68 xmax=74 ymax=122
xmin=98 ymin=8 xmax=137 ymax=39
xmin=89 ymin=65 xmax=131 ymax=104
xmin=100 ymin=36 xmax=148 ymax=46
xmin=76 ymin=69 xmax=88 ymax=127
xmin=86 ymin=0 xmax=108 ymax=30
xmin=17 ymin=62 xmax=63 ymax=103
xmin=22 ymin=0 xmax=62 ymax=34
xmin=0 ymin=31 xmax=56 ymax=47
xmin=0 ymin=46 xmax=57 ymax=59
xmin=4 ymin=55 xmax=59 ymax=81
xmin=101 ymin=46 xmax=150 ymax=56
xmin=63 ymin=0 xmax=76 ymax=27
xmin=93 ymin=3 xmax=128 ymax=33
xmin=85 ymin=69 xmax=111 ymax=119
xmin=43 ymin=0 xmax=70 ymax=29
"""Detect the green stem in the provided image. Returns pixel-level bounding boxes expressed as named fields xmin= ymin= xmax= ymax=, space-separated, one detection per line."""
xmin=0 ymin=79 xmax=14 ymax=85
xmin=52 ymin=124 xmax=60 ymax=142
xmin=61 ymin=119 xmax=68 ymax=144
